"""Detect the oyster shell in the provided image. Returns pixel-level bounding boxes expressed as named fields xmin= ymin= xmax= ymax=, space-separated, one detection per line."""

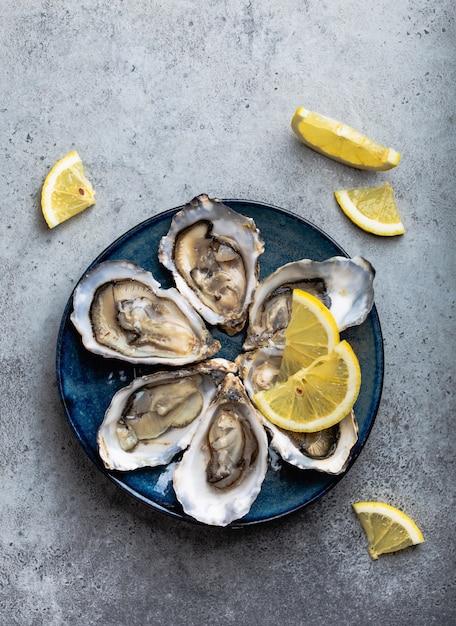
xmin=158 ymin=194 xmax=265 ymax=335
xmin=243 ymin=256 xmax=375 ymax=351
xmin=173 ymin=373 xmax=268 ymax=526
xmin=236 ymin=347 xmax=358 ymax=474
xmin=71 ymin=260 xmax=220 ymax=365
xmin=97 ymin=359 xmax=237 ymax=471
xmin=264 ymin=411 xmax=358 ymax=474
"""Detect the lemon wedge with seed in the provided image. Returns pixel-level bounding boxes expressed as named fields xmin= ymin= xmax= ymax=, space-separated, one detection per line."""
xmin=41 ymin=150 xmax=96 ymax=228
xmin=253 ymin=290 xmax=361 ymax=433
xmin=291 ymin=107 xmax=401 ymax=171
xmin=353 ymin=502 xmax=425 ymax=560
xmin=335 ymin=183 xmax=405 ymax=236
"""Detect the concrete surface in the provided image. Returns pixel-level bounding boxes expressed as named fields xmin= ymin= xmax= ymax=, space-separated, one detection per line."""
xmin=1 ymin=2 xmax=454 ymax=625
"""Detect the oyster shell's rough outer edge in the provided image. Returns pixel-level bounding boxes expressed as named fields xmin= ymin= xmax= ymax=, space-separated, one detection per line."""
xmin=97 ymin=358 xmax=237 ymax=471
xmin=70 ymin=259 xmax=221 ymax=365
xmin=243 ymin=255 xmax=375 ymax=351
xmin=158 ymin=194 xmax=265 ymax=334
xmin=173 ymin=372 xmax=269 ymax=526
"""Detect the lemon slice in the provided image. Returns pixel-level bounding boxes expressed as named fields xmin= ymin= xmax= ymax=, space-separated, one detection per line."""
xmin=254 ymin=340 xmax=361 ymax=432
xmin=41 ymin=151 xmax=96 ymax=228
xmin=352 ymin=502 xmax=425 ymax=560
xmin=291 ymin=107 xmax=401 ymax=171
xmin=279 ymin=289 xmax=340 ymax=379
xmin=335 ymin=183 xmax=405 ymax=236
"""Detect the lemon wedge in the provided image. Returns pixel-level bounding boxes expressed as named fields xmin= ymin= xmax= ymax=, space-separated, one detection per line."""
xmin=291 ymin=107 xmax=401 ymax=171
xmin=352 ymin=501 xmax=425 ymax=560
xmin=335 ymin=183 xmax=405 ymax=236
xmin=254 ymin=339 xmax=361 ymax=433
xmin=41 ymin=150 xmax=96 ymax=228
xmin=280 ymin=289 xmax=340 ymax=379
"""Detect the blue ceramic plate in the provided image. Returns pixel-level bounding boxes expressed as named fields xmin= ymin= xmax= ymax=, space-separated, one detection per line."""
xmin=56 ymin=200 xmax=384 ymax=526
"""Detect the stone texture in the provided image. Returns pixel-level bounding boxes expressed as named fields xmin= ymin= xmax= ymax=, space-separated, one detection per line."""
xmin=1 ymin=2 xmax=454 ymax=624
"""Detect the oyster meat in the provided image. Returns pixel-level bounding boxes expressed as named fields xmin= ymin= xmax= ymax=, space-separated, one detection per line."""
xmin=236 ymin=347 xmax=358 ymax=474
xmin=243 ymin=256 xmax=375 ymax=351
xmin=158 ymin=194 xmax=265 ymax=335
xmin=71 ymin=260 xmax=220 ymax=364
xmin=173 ymin=372 xmax=268 ymax=526
xmin=97 ymin=359 xmax=237 ymax=471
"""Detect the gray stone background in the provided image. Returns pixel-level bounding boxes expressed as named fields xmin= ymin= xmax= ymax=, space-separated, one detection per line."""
xmin=1 ymin=2 xmax=454 ymax=625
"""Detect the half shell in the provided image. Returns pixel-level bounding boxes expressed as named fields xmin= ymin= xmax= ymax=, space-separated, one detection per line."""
xmin=173 ymin=373 xmax=268 ymax=526
xmin=71 ymin=260 xmax=220 ymax=365
xmin=243 ymin=256 xmax=375 ymax=351
xmin=97 ymin=359 xmax=237 ymax=471
xmin=264 ymin=410 xmax=358 ymax=474
xmin=158 ymin=194 xmax=265 ymax=335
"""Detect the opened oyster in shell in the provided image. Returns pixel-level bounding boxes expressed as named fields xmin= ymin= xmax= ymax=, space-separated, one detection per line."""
xmin=70 ymin=260 xmax=220 ymax=365
xmin=264 ymin=411 xmax=358 ymax=474
xmin=98 ymin=359 xmax=237 ymax=471
xmin=173 ymin=373 xmax=268 ymax=526
xmin=236 ymin=346 xmax=358 ymax=474
xmin=243 ymin=256 xmax=375 ymax=351
xmin=158 ymin=194 xmax=265 ymax=335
